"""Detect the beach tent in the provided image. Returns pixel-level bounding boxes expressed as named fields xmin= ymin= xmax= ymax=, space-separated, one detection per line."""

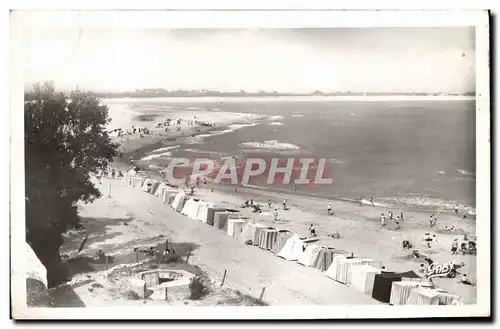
xmin=371 ymin=272 xmax=403 ymax=303
xmin=181 ymin=198 xmax=200 ymax=219
xmin=399 ymin=270 xmax=422 ymax=282
xmin=154 ymin=183 xmax=169 ymax=198
xmin=258 ymin=228 xmax=279 ymax=251
xmin=276 ymin=234 xmax=307 ymax=261
xmin=214 ymin=212 xmax=234 ymax=231
xmin=406 ymin=287 xmax=462 ymax=305
xmin=171 ymin=190 xmax=185 ymax=210
xmin=206 ymin=207 xmax=228 ymax=226
xmin=297 ymin=244 xmax=321 ymax=267
xmin=271 ymin=230 xmax=293 ymax=254
xmin=311 ymin=247 xmax=345 ymax=272
xmin=350 ymin=264 xmax=382 ymax=294
xmin=121 ymin=169 xmax=136 ymax=186
xmin=130 ymin=176 xmax=145 ymax=189
xmin=227 ymin=218 xmax=247 ymax=237
xmin=389 ymin=281 xmax=433 ymax=306
xmin=239 ymin=221 xmax=265 ymax=243
xmin=167 ymin=193 xmax=176 ymax=205
xmin=141 ymin=178 xmax=153 ymax=192
xmin=150 ymin=181 xmax=160 ymax=195
xmin=26 ymin=242 xmax=48 ymax=289
xmin=325 ymin=257 xmax=378 ymax=284
xmin=195 ymin=202 xmax=213 ymax=223
xmin=176 ymin=195 xmax=189 ymax=212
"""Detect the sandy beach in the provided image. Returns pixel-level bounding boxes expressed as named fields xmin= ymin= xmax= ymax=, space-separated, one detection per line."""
xmin=51 ymin=104 xmax=477 ymax=307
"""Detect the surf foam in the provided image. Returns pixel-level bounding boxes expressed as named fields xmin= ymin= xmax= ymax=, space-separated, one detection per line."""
xmin=239 ymin=140 xmax=300 ymax=151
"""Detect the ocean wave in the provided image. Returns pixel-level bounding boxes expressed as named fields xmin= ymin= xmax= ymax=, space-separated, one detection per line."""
xmin=291 ymin=114 xmax=304 ymax=117
xmin=239 ymin=140 xmax=300 ymax=151
xmin=268 ymin=115 xmax=284 ymax=121
xmin=140 ymin=151 xmax=172 ymax=161
xmin=150 ymin=145 xmax=180 ymax=153
xmin=456 ymin=169 xmax=475 ymax=176
xmin=186 ymin=106 xmax=204 ymax=110
xmin=379 ymin=195 xmax=476 ymax=214
xmin=437 ymin=171 xmax=446 ymax=175
xmin=228 ymin=123 xmax=258 ymax=130
xmin=183 ymin=148 xmax=221 ymax=156
xmin=328 ymin=158 xmax=344 ymax=164
xmin=211 ymin=108 xmax=220 ymax=111
xmin=269 ymin=122 xmax=284 ymax=126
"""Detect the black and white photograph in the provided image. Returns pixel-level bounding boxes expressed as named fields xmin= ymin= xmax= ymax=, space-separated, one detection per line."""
xmin=9 ymin=9 xmax=490 ymax=319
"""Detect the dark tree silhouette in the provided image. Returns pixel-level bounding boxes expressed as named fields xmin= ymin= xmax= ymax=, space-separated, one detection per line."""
xmin=25 ymin=82 xmax=118 ymax=287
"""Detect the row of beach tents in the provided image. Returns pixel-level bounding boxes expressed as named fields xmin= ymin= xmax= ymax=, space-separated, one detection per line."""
xmin=121 ymin=171 xmax=463 ymax=306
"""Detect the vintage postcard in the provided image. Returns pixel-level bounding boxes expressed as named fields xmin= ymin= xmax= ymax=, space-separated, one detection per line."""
xmin=10 ymin=9 xmax=490 ymax=319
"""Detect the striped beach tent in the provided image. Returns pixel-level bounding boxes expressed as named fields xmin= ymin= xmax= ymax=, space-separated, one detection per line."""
xmin=389 ymin=281 xmax=433 ymax=306
xmin=325 ymin=256 xmax=378 ymax=285
xmin=175 ymin=195 xmax=189 ymax=212
xmin=311 ymin=247 xmax=345 ymax=272
xmin=271 ymin=230 xmax=293 ymax=254
xmin=170 ymin=190 xmax=185 ymax=210
xmin=258 ymin=228 xmax=279 ymax=251
xmin=297 ymin=243 xmax=321 ymax=267
xmin=214 ymin=212 xmax=234 ymax=231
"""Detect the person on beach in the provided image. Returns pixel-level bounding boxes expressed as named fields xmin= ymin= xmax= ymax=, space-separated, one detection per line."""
xmin=250 ymin=199 xmax=254 ymax=206
xmin=358 ymin=198 xmax=363 ymax=206
xmin=268 ymin=199 xmax=272 ymax=208
xmin=388 ymin=212 xmax=393 ymax=221
xmin=283 ymin=199 xmax=287 ymax=210
xmin=111 ymin=169 xmax=116 ymax=179
xmin=369 ymin=197 xmax=374 ymax=206
xmin=455 ymin=204 xmax=459 ymax=216
xmin=204 ymin=178 xmax=207 ymax=187
xmin=395 ymin=219 xmax=401 ymax=230
xmin=309 ymin=224 xmax=317 ymax=237
xmin=380 ymin=213 xmax=386 ymax=227
xmin=273 ymin=208 xmax=279 ymax=221
xmin=460 ymin=274 xmax=473 ymax=285
xmin=118 ymin=170 xmax=123 ymax=178
xmin=400 ymin=212 xmax=404 ymax=220
xmin=328 ymin=202 xmax=334 ymax=216
xmin=451 ymin=238 xmax=459 ymax=255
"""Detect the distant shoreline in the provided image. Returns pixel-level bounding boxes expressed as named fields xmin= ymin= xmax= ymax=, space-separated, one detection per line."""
xmin=101 ymin=95 xmax=476 ymax=102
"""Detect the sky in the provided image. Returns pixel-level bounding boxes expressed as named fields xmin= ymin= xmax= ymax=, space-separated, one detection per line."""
xmin=21 ymin=27 xmax=476 ymax=93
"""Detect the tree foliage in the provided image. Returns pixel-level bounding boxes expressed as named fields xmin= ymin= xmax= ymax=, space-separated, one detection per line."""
xmin=25 ymin=82 xmax=118 ymax=286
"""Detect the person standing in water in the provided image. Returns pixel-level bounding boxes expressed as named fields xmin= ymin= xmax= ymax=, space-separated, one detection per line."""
xmin=268 ymin=199 xmax=272 ymax=208
xmin=370 ymin=197 xmax=374 ymax=206
xmin=454 ymin=204 xmax=459 ymax=216
xmin=358 ymin=198 xmax=363 ymax=206
xmin=283 ymin=199 xmax=287 ymax=210
xmin=400 ymin=212 xmax=404 ymax=221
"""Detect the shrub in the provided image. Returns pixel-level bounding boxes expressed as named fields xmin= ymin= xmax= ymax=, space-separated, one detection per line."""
xmin=163 ymin=254 xmax=182 ymax=264
xmin=188 ymin=274 xmax=211 ymax=300
xmin=122 ymin=290 xmax=141 ymax=300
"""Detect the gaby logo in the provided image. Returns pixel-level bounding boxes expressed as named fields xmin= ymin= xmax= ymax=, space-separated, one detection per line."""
xmin=425 ymin=260 xmax=456 ymax=279
xmin=161 ymin=157 xmax=333 ymax=186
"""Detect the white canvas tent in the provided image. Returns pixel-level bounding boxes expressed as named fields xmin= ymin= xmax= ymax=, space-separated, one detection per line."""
xmin=350 ymin=264 xmax=382 ymax=294
xmin=297 ymin=243 xmax=321 ymax=267
xmin=170 ymin=190 xmax=185 ymax=210
xmin=181 ymin=198 xmax=200 ymax=219
xmin=195 ymin=201 xmax=213 ymax=223
xmin=276 ymin=234 xmax=306 ymax=261
xmin=325 ymin=257 xmax=377 ymax=284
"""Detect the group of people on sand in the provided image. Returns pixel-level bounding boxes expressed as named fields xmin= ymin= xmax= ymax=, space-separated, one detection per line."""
xmin=380 ymin=211 xmax=404 ymax=230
